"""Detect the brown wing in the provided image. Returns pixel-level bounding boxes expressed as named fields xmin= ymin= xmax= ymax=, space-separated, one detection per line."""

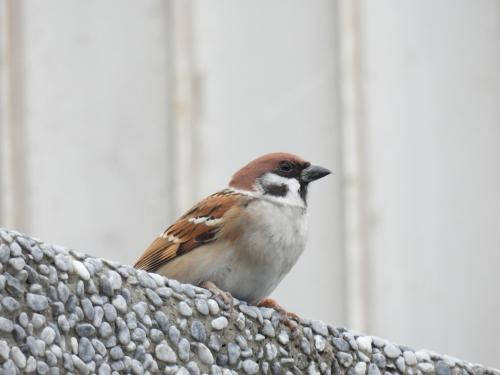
xmin=134 ymin=189 xmax=248 ymax=272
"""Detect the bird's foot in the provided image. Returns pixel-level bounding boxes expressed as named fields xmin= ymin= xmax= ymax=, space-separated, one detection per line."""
xmin=258 ymin=298 xmax=300 ymax=330
xmin=200 ymin=281 xmax=233 ymax=307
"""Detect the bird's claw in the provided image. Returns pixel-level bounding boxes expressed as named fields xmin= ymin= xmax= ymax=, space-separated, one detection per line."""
xmin=200 ymin=281 xmax=234 ymax=307
xmin=258 ymin=298 xmax=300 ymax=330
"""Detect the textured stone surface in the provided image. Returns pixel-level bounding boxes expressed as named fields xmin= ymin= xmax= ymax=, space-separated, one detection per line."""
xmin=0 ymin=227 xmax=497 ymax=374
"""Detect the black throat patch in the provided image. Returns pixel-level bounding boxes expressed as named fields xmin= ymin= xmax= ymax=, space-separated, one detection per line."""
xmin=263 ymin=183 xmax=288 ymax=197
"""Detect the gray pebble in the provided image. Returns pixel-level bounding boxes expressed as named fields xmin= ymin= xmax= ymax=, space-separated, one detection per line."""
xmin=186 ymin=361 xmax=200 ymax=375
xmin=336 ymin=352 xmax=353 ymax=367
xmin=191 ymin=320 xmax=207 ymax=343
xmin=179 ymin=301 xmax=193 ymax=317
xmin=112 ymin=295 xmax=127 ymax=313
xmin=195 ymin=299 xmax=209 ymax=315
xmin=156 ymin=286 xmax=173 ymax=299
xmin=332 ymin=337 xmax=350 ymax=351
xmin=235 ymin=313 xmax=245 ymax=331
xmin=264 ymin=343 xmax=278 ymax=361
xmin=368 ymin=363 xmax=381 ymax=375
xmin=208 ymin=333 xmax=221 ymax=352
xmin=435 ymin=360 xmax=452 ymax=375
xmin=145 ymin=288 xmax=163 ymax=306
xmin=103 ymin=303 xmax=118 ymax=322
xmin=150 ymin=328 xmax=164 ymax=343
xmin=1 ymin=296 xmax=19 ymax=312
xmin=404 ymin=350 xmax=417 ymax=365
xmin=227 ymin=343 xmax=241 ymax=365
xmin=11 ymin=346 xmax=26 ymax=368
xmin=54 ymin=254 xmax=71 ymax=272
xmin=0 ymin=317 xmax=13 ymax=332
xmin=169 ymin=325 xmax=180 ymax=345
xmin=418 ymin=362 xmax=436 ymax=373
xmin=26 ymin=356 xmax=37 ymax=372
xmin=0 ymin=244 xmax=10 ymax=262
xmin=242 ymin=359 xmax=259 ymax=375
xmin=41 ymin=326 xmax=56 ymax=345
xmin=384 ymin=342 xmax=402 ymax=358
xmin=197 ymin=343 xmax=214 ymax=365
xmin=261 ymin=319 xmax=275 ymax=337
xmin=110 ymin=346 xmax=124 ymax=360
xmin=278 ymin=331 xmax=289 ymax=345
xmin=72 ymin=354 xmax=90 ymax=374
xmin=107 ymin=270 xmax=122 ymax=289
xmin=73 ymin=260 xmax=90 ymax=280
xmin=207 ymin=299 xmax=219 ymax=315
xmin=9 ymin=257 xmax=25 ymax=271
xmin=373 ymin=352 xmax=386 ymax=368
xmin=211 ymin=317 xmax=228 ymax=330
xmin=76 ymin=323 xmax=96 ymax=337
xmin=311 ymin=320 xmax=328 ymax=336
xmin=155 ymin=341 xmax=177 ymax=363
xmin=0 ymin=340 xmax=9 ymax=360
xmin=79 ymin=337 xmax=95 ymax=362
xmin=26 ymin=293 xmax=49 ymax=311
xmin=178 ymin=338 xmax=190 ymax=362
xmin=357 ymin=336 xmax=373 ymax=353
xmin=314 ymin=335 xmax=326 ymax=352
xmin=354 ymin=362 xmax=367 ymax=375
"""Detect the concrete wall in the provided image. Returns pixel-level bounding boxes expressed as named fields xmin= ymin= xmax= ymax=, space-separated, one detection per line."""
xmin=1 ymin=0 xmax=499 ymax=368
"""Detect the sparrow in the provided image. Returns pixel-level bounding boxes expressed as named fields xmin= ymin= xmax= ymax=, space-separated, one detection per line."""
xmin=134 ymin=152 xmax=330 ymax=321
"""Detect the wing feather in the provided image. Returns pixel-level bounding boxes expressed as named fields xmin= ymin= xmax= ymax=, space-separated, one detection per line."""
xmin=134 ymin=189 xmax=249 ymax=272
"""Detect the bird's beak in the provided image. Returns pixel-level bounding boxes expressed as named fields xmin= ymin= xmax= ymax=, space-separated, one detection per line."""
xmin=301 ymin=164 xmax=331 ymax=183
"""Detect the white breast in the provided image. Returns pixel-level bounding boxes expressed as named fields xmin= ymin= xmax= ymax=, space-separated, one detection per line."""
xmin=217 ymin=198 xmax=308 ymax=304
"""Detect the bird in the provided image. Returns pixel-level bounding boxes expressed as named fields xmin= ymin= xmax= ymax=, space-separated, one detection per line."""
xmin=134 ymin=152 xmax=330 ymax=323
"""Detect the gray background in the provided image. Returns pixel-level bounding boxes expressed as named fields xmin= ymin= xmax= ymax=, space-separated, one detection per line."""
xmin=1 ymin=0 xmax=499 ymax=368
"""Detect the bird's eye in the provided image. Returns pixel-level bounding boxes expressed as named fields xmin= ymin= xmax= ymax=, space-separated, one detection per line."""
xmin=279 ymin=161 xmax=293 ymax=173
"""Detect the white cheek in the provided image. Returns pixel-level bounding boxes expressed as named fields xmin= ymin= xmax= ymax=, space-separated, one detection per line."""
xmin=256 ymin=173 xmax=305 ymax=208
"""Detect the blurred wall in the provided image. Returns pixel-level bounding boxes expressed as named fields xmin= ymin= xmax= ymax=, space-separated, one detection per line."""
xmin=1 ymin=0 xmax=499 ymax=368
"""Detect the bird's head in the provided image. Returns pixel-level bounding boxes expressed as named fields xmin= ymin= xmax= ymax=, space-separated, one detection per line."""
xmin=229 ymin=152 xmax=331 ymax=207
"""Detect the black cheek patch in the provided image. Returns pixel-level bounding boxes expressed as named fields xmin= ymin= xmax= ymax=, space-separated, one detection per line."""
xmin=264 ymin=183 xmax=288 ymax=197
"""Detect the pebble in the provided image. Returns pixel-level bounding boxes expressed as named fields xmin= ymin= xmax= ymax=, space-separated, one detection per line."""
xmin=112 ymin=295 xmax=127 ymax=313
xmin=354 ymin=361 xmax=367 ymax=375
xmin=261 ymin=319 xmax=275 ymax=337
xmin=9 ymin=257 xmax=25 ymax=271
xmin=0 ymin=340 xmax=9 ymax=360
xmin=178 ymin=338 xmax=190 ymax=362
xmin=207 ymin=299 xmax=219 ymax=315
xmin=314 ymin=335 xmax=326 ymax=352
xmin=156 ymin=341 xmax=177 ymax=363
xmin=419 ymin=362 xmax=436 ymax=373
xmin=404 ymin=350 xmax=417 ymax=365
xmin=10 ymin=346 xmax=26 ymax=368
xmin=40 ymin=326 xmax=56 ymax=344
xmin=384 ymin=342 xmax=402 ymax=358
xmin=1 ymin=296 xmax=19 ymax=312
xmin=195 ymin=299 xmax=209 ymax=315
xmin=278 ymin=331 xmax=289 ymax=345
xmin=26 ymin=293 xmax=48 ymax=311
xmin=191 ymin=320 xmax=207 ymax=343
xmin=178 ymin=301 xmax=193 ymax=317
xmin=73 ymin=260 xmax=90 ymax=280
xmin=336 ymin=352 xmax=353 ymax=367
xmin=242 ymin=359 xmax=259 ymax=375
xmin=357 ymin=336 xmax=373 ymax=353
xmin=227 ymin=343 xmax=241 ymax=365
xmin=79 ymin=337 xmax=95 ymax=362
xmin=0 ymin=317 xmax=13 ymax=332
xmin=211 ymin=317 xmax=228 ymax=330
xmin=311 ymin=320 xmax=328 ymax=336
xmin=367 ymin=363 xmax=381 ymax=375
xmin=197 ymin=343 xmax=214 ymax=365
